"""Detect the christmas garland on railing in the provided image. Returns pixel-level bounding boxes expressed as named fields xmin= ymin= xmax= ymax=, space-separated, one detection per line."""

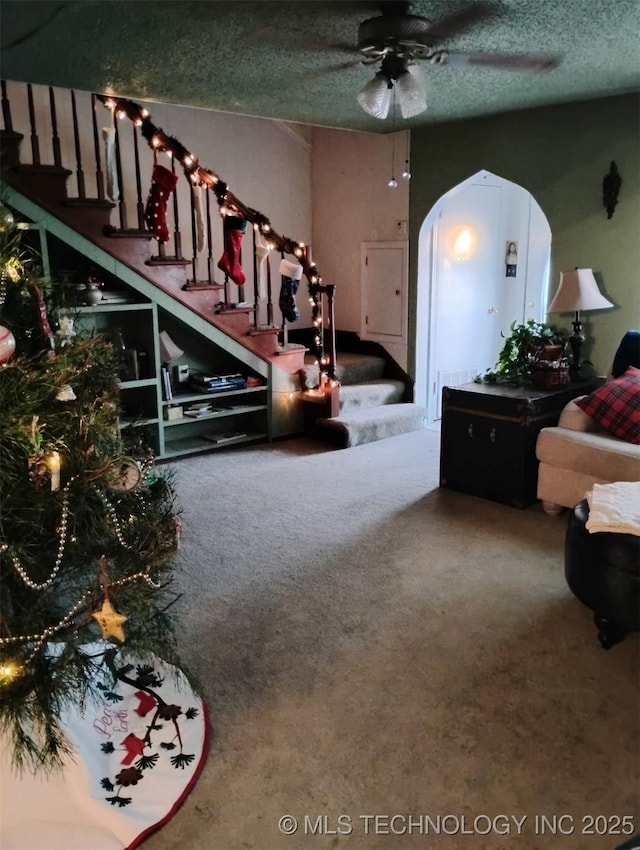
xmin=98 ymin=95 xmax=334 ymax=380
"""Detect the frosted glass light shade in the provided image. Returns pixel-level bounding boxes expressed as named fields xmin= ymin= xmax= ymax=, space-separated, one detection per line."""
xmin=547 ymin=268 xmax=614 ymax=313
xmin=357 ymin=73 xmax=392 ymax=119
xmin=396 ymin=69 xmax=427 ymax=118
xmin=159 ymin=330 xmax=184 ymax=362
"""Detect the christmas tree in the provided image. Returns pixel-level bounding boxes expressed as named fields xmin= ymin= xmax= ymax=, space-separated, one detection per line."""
xmin=0 ymin=203 xmax=183 ymax=772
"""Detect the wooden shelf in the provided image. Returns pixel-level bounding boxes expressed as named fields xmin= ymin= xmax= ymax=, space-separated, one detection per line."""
xmin=162 ymin=386 xmax=266 ymax=406
xmin=163 ymin=404 xmax=266 ymax=427
xmin=162 ymin=432 xmax=267 ymax=458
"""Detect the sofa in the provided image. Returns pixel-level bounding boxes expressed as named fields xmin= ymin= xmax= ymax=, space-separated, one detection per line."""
xmin=536 ymin=394 xmax=640 ymax=514
xmin=535 ymin=333 xmax=640 ymax=515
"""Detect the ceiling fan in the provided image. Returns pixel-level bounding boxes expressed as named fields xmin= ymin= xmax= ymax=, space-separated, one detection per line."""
xmin=341 ymin=1 xmax=560 ymax=119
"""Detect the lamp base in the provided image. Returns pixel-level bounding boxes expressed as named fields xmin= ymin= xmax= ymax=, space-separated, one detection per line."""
xmin=568 ymin=317 xmax=585 ymax=374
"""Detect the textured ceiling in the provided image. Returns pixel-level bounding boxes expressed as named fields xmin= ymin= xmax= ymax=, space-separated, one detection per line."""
xmin=1 ymin=0 xmax=639 ymax=133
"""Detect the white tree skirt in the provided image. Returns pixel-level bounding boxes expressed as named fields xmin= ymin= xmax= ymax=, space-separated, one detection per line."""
xmin=1 ymin=644 xmax=209 ymax=850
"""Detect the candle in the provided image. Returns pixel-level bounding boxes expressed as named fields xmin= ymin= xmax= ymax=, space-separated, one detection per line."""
xmin=47 ymin=451 xmax=61 ymax=491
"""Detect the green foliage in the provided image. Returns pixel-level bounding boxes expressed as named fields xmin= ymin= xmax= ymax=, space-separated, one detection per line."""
xmin=0 ymin=208 xmax=184 ymax=772
xmin=475 ymin=319 xmax=567 ymax=385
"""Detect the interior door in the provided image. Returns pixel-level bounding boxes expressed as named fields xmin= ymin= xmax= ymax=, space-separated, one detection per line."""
xmin=429 ymin=182 xmax=505 ymax=418
xmin=361 ymin=241 xmax=407 ymax=343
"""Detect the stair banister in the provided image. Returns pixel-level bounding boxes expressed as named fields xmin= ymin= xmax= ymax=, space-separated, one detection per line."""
xmin=95 ymin=93 xmax=336 ymax=384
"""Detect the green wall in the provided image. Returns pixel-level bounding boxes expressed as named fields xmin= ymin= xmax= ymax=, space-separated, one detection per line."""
xmin=408 ymin=93 xmax=639 ymax=377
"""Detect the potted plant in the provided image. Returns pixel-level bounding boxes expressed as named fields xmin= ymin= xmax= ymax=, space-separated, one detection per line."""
xmin=475 ymin=319 xmax=568 ymax=386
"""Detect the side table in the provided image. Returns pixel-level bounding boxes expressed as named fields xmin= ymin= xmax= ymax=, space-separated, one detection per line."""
xmin=439 ymin=379 xmax=603 ymax=508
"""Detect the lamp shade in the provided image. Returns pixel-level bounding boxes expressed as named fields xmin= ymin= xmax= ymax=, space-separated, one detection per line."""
xmin=357 ymin=73 xmax=392 ymax=119
xmin=547 ymin=268 xmax=614 ymax=313
xmin=159 ymin=330 xmax=184 ymax=362
xmin=395 ymin=69 xmax=427 ymax=119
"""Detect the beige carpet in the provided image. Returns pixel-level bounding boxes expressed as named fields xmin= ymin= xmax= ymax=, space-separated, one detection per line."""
xmin=146 ymin=429 xmax=639 ymax=850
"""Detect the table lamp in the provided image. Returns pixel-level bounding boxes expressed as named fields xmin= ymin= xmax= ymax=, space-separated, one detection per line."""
xmin=547 ymin=268 xmax=614 ymax=374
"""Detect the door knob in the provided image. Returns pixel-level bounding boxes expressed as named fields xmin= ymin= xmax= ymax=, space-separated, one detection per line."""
xmin=395 ymin=289 xmax=400 ymax=296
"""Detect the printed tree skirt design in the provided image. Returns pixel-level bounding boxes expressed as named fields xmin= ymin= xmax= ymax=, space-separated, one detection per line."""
xmin=0 ymin=643 xmax=209 ymax=850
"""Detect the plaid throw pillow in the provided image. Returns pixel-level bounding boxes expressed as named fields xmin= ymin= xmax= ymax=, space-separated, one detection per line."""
xmin=575 ymin=366 xmax=640 ymax=444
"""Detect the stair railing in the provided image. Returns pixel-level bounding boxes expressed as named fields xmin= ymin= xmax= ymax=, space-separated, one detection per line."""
xmin=0 ymin=79 xmax=338 ymax=385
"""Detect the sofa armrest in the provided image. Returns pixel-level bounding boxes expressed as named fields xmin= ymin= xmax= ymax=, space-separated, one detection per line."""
xmin=558 ymin=397 xmax=605 ymax=433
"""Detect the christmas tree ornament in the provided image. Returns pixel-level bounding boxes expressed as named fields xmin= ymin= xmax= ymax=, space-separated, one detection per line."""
xmin=46 ymin=450 xmax=61 ymax=491
xmin=0 ymin=325 xmax=16 ymax=362
xmin=56 ymin=314 xmax=76 ymax=347
xmin=144 ymin=158 xmax=179 ymax=243
xmin=279 ymin=257 xmax=303 ymax=323
xmin=0 ymin=204 xmax=15 ymax=233
xmin=56 ymin=384 xmax=77 ymax=401
xmin=217 ymin=215 xmax=247 ymax=287
xmin=92 ymin=597 xmax=127 ymax=642
xmin=107 ymin=457 xmax=142 ymax=493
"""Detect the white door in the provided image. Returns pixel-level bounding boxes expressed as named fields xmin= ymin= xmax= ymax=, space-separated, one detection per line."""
xmin=361 ymin=241 xmax=407 ymax=343
xmin=429 ymin=181 xmax=505 ymax=418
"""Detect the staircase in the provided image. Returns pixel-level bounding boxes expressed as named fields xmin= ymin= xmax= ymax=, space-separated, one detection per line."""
xmin=299 ymin=351 xmax=425 ymax=448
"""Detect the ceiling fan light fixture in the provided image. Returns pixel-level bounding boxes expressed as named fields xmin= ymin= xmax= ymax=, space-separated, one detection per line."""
xmin=395 ymin=68 xmax=427 ymax=118
xmin=357 ymin=72 xmax=392 ymax=119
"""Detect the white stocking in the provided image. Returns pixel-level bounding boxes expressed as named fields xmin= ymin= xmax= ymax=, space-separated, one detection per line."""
xmin=102 ymin=126 xmax=119 ymax=203
xmin=254 ymin=228 xmax=271 ymax=300
xmin=192 ymin=183 xmax=205 ymax=253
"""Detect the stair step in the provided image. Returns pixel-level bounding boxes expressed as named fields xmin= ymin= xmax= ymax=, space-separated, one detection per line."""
xmin=104 ymin=226 xmax=152 ymax=239
xmin=314 ymin=403 xmax=426 ymax=449
xmin=300 ymin=352 xmax=386 ymax=389
xmin=339 ymin=379 xmax=405 ymax=412
xmin=64 ymin=198 xmax=116 ymax=210
xmin=145 ymin=255 xmax=190 ymax=266
xmin=182 ymin=281 xmax=225 ymax=291
xmin=250 ymin=326 xmax=280 ymax=337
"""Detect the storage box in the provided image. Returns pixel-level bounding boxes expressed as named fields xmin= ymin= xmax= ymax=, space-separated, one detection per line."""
xmin=163 ymin=405 xmax=184 ymax=421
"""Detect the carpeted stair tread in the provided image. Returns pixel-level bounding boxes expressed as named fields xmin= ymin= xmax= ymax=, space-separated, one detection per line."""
xmin=300 ymin=352 xmax=386 ymax=389
xmin=315 ymin=403 xmax=426 ymax=448
xmin=339 ymin=379 xmax=405 ymax=412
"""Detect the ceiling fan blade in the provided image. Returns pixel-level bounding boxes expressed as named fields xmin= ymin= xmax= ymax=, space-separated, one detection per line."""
xmin=306 ymin=59 xmax=366 ymax=78
xmin=425 ymin=1 xmax=497 ymax=41
xmin=438 ymin=51 xmax=560 ymax=71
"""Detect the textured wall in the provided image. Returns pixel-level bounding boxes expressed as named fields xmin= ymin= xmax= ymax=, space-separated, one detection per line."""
xmin=408 ymin=93 xmax=640 ymax=377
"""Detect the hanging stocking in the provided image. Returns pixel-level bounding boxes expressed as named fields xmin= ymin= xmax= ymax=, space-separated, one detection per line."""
xmin=144 ymin=155 xmax=178 ymax=243
xmin=279 ymin=258 xmax=303 ymax=323
xmin=102 ymin=127 xmax=120 ymax=202
xmin=217 ymin=215 xmax=247 ymax=287
xmin=192 ymin=183 xmax=205 ymax=253
xmin=254 ymin=228 xmax=271 ymax=300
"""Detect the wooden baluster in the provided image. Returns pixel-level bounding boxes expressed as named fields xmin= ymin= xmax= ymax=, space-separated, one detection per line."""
xmin=266 ymin=252 xmax=274 ymax=327
xmin=171 ymin=155 xmax=182 ymax=259
xmin=112 ymin=109 xmax=127 ymax=229
xmin=236 ymin=234 xmax=245 ymax=305
xmin=189 ymin=181 xmax=198 ymax=284
xmin=252 ymin=226 xmax=259 ymax=327
xmin=1 ymin=80 xmax=14 ymax=132
xmin=48 ymin=87 xmax=62 ymax=168
xmin=325 ymin=284 xmax=337 ymax=380
xmin=224 ymin=274 xmax=230 ymax=306
xmin=205 ymin=187 xmax=214 ymax=284
xmin=90 ymin=93 xmax=106 ymax=200
xmin=70 ymin=90 xmax=85 ymax=198
xmin=280 ymin=251 xmax=287 ymax=347
xmin=132 ymin=122 xmax=145 ymax=230
xmin=26 ymin=84 xmax=40 ymax=165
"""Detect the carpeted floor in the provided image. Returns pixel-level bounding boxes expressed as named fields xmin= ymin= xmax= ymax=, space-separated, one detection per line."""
xmin=146 ymin=429 xmax=639 ymax=850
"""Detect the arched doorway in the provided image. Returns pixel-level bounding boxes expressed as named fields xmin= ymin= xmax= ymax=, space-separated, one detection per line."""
xmin=415 ymin=170 xmax=552 ymax=424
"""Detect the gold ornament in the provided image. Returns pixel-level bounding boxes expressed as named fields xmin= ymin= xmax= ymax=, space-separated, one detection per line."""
xmin=92 ymin=598 xmax=127 ymax=642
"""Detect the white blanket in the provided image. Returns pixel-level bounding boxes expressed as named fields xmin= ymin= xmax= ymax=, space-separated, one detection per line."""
xmin=586 ymin=481 xmax=640 ymax=536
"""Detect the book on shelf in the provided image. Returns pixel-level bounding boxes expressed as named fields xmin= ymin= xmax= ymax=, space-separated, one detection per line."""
xmin=183 ymin=406 xmax=229 ymax=418
xmin=161 ymin=365 xmax=173 ymax=401
xmin=201 ymin=431 xmax=247 ymax=444
xmin=189 ymin=372 xmax=246 ymax=393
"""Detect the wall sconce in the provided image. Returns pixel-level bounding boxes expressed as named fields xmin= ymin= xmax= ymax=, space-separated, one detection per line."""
xmin=602 ymin=161 xmax=622 ymax=219
xmin=452 ymin=227 xmax=475 ymax=261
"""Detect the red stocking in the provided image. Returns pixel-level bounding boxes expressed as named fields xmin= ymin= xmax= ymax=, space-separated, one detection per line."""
xmin=217 ymin=215 xmax=247 ymax=287
xmin=145 ymin=162 xmax=178 ymax=243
